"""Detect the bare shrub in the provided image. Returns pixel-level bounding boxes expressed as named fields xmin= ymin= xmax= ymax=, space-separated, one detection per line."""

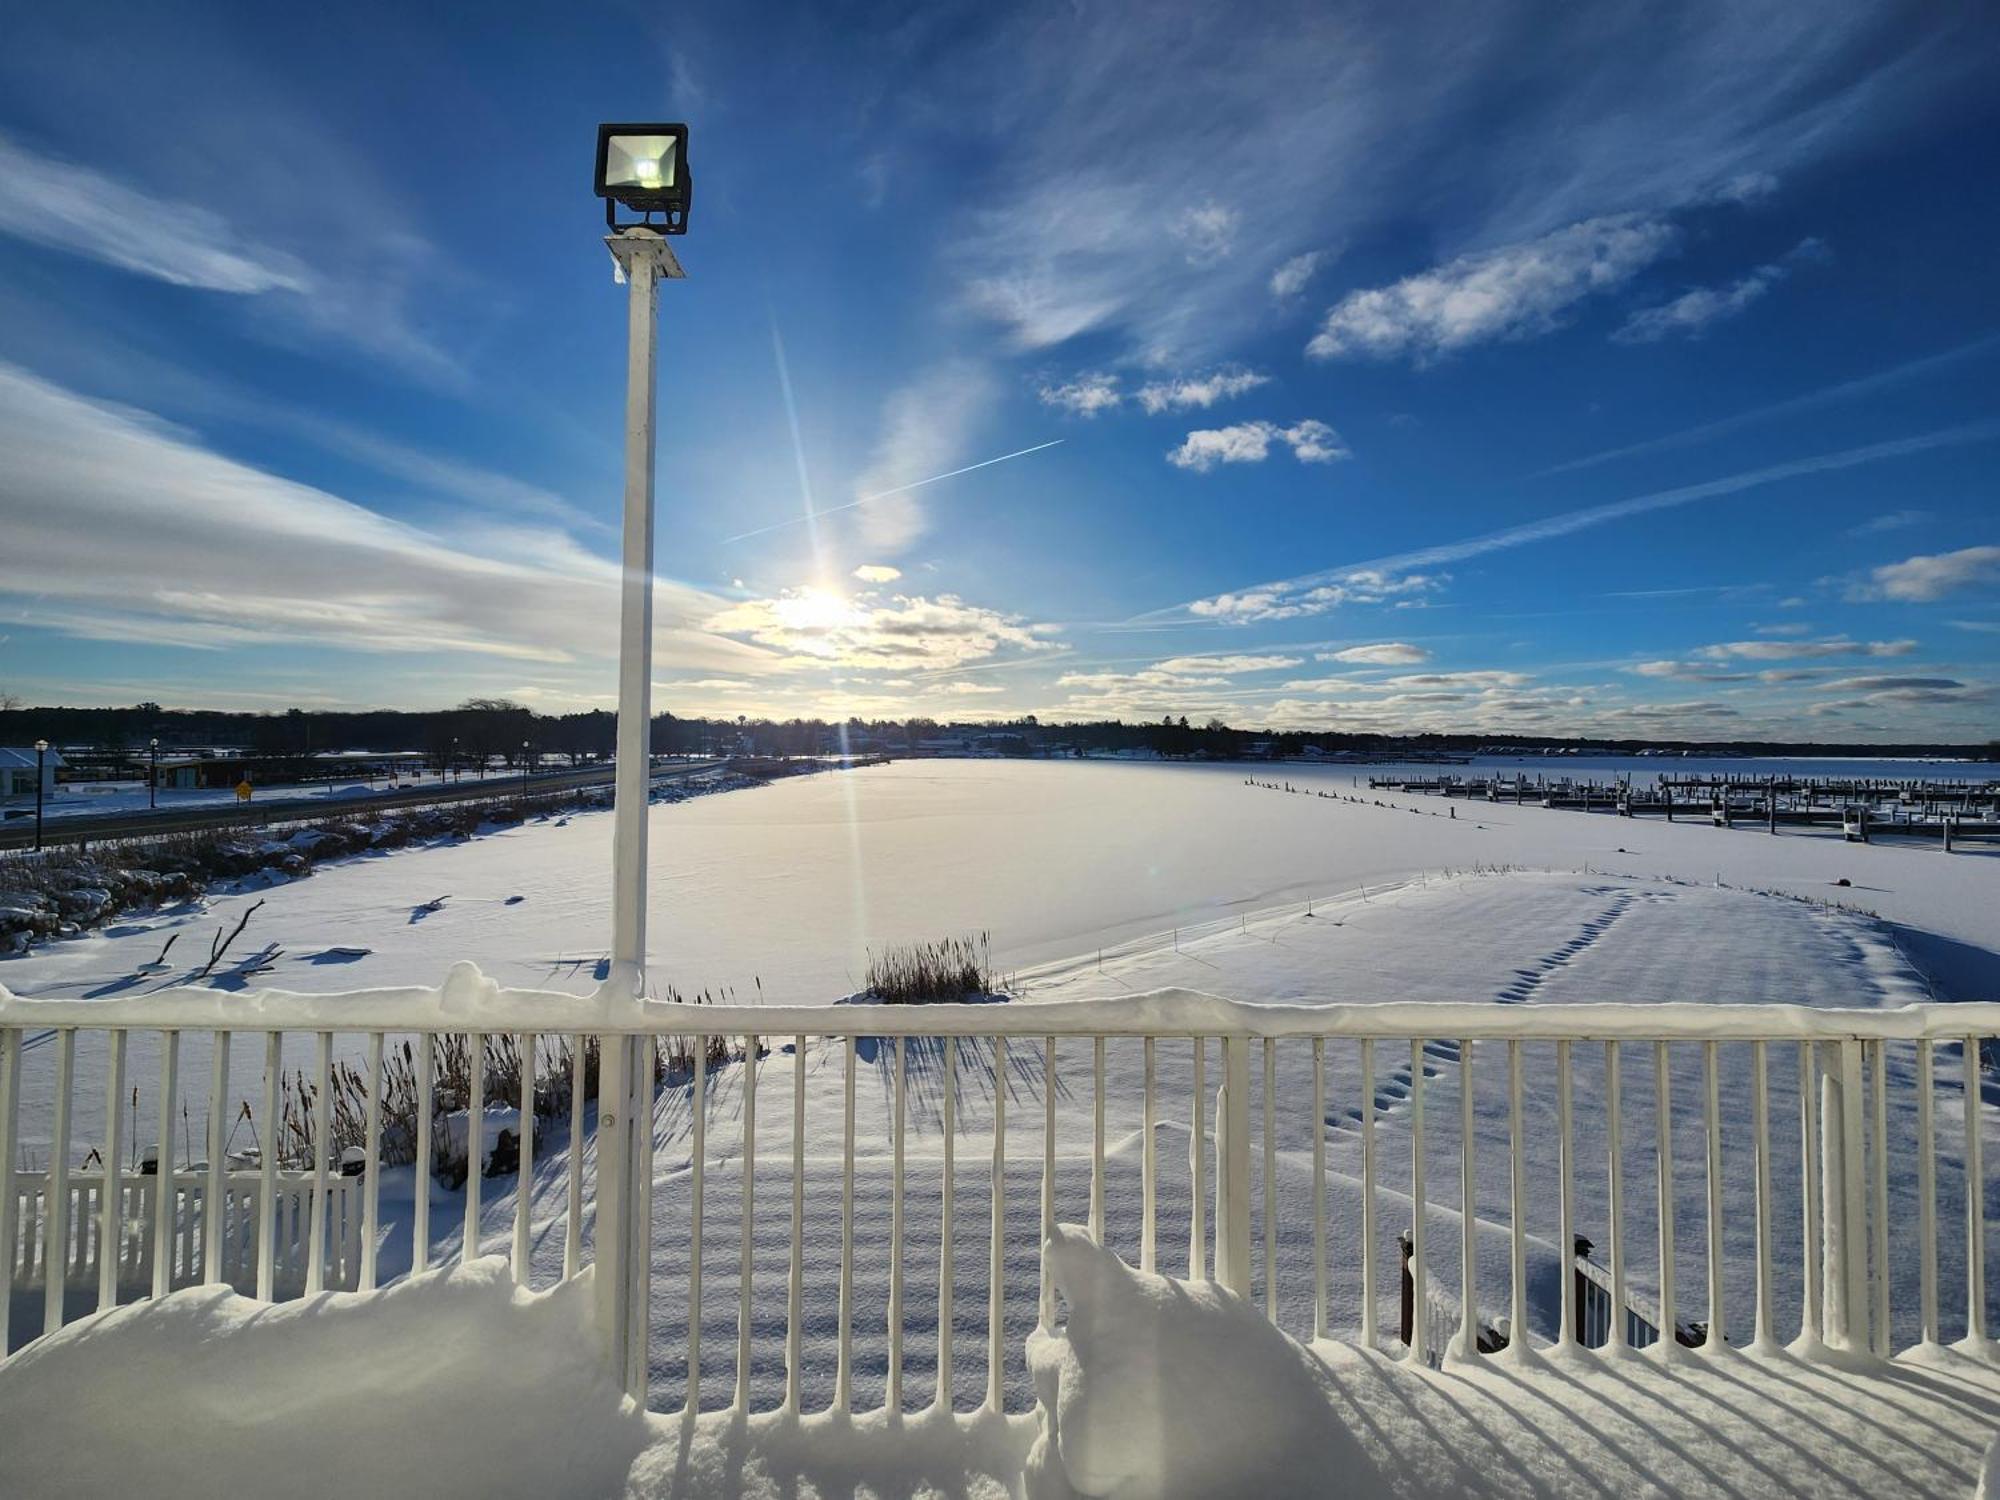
xmin=863 ymin=933 xmax=1003 ymax=1004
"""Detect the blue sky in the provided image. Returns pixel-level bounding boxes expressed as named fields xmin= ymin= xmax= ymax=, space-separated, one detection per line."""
xmin=0 ymin=1 xmax=1996 ymax=742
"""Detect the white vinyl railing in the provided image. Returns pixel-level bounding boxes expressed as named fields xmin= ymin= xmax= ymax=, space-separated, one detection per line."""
xmin=1 ymin=975 xmax=1996 ymax=1413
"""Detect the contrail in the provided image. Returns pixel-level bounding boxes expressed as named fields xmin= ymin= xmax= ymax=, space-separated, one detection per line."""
xmin=721 ymin=439 xmax=1063 ymax=544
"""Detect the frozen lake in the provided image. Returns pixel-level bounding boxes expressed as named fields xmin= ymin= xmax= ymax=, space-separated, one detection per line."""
xmin=6 ymin=756 xmax=1998 ymax=1006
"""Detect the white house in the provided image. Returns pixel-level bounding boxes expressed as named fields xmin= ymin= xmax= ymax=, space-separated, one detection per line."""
xmin=0 ymin=744 xmax=62 ymax=801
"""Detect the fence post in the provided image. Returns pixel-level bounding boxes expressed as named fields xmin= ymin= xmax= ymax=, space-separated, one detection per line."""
xmin=1215 ymin=1037 xmax=1253 ymax=1298
xmin=1820 ymin=1040 xmax=1870 ymax=1353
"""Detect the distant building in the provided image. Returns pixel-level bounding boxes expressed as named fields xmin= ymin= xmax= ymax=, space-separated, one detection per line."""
xmin=0 ymin=746 xmax=63 ymax=800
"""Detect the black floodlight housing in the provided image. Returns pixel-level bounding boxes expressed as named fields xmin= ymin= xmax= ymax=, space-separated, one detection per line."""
xmin=595 ymin=123 xmax=691 ymax=234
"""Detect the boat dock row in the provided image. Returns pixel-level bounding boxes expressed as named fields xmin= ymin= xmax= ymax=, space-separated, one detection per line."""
xmin=1367 ymin=773 xmax=2000 ymax=849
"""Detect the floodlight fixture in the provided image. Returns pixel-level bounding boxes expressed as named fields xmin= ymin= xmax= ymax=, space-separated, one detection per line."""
xmin=595 ymin=123 xmax=691 ymax=234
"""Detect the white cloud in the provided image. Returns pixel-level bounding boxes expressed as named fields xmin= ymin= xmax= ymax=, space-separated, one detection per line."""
xmin=1612 ymin=240 xmax=1823 ymax=344
xmin=1174 ymin=201 xmax=1240 ymax=262
xmin=1321 ymin=642 xmax=1430 ymax=665
xmin=1850 ymin=545 xmax=2000 ymax=602
xmin=1191 ymin=569 xmax=1443 ymax=623
xmin=1151 ymin=654 xmax=1301 ymax=675
xmin=0 ymin=132 xmax=310 ymax=295
xmin=1612 ymin=264 xmax=1785 ymax=343
xmin=1134 ymin=368 xmax=1270 ymax=414
xmin=1270 ymin=251 xmax=1327 ymax=300
xmin=1307 ymin=215 xmax=1678 ymax=362
xmin=1168 ymin=419 xmax=1348 ymax=472
xmin=1037 ymin=372 xmax=1122 ymax=417
xmin=1695 ymin=636 xmax=1917 ymax=661
xmin=852 ymin=564 xmax=903 ymax=583
xmin=849 ymin=361 xmax=995 ymax=550
xmin=705 ymin=588 xmax=1060 ymax=672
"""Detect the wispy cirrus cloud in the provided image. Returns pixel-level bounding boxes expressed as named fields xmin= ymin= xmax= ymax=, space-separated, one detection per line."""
xmin=0 ymin=360 xmax=758 ymax=676
xmin=1308 ymin=215 xmax=1678 ymax=362
xmin=1612 ymin=237 xmax=1826 ymax=344
xmin=1176 ymin=422 xmax=2000 ymax=622
xmin=1168 ymin=419 xmax=1346 ymax=471
xmin=0 ymin=133 xmax=310 ymax=295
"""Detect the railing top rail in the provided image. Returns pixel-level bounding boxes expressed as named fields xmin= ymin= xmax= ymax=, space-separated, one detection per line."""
xmin=2 ymin=962 xmax=1995 ymax=1041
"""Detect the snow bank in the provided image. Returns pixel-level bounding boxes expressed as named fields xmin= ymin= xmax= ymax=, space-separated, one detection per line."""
xmin=0 ymin=1258 xmax=648 ymax=1500
xmin=1025 ymin=1225 xmax=1379 ymax=1500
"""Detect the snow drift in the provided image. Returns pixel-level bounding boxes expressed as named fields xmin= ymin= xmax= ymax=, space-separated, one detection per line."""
xmin=1026 ymin=1224 xmax=1379 ymax=1500
xmin=0 ymin=1257 xmax=649 ymax=1500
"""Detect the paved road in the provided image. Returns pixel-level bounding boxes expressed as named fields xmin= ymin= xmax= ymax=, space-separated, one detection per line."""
xmin=0 ymin=762 xmax=718 ymax=852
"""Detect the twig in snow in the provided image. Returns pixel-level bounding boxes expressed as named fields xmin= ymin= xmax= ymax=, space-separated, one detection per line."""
xmin=196 ymin=899 xmax=266 ymax=978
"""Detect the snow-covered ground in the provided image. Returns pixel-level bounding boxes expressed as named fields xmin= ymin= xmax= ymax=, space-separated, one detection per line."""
xmin=5 ymin=1246 xmax=1996 ymax=1500
xmin=8 ymin=757 xmax=1997 ymax=1005
xmin=3 ymin=760 xmax=1998 ymax=1494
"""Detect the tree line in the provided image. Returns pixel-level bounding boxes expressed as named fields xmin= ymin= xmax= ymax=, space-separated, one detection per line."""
xmin=0 ymin=698 xmax=1991 ymax=765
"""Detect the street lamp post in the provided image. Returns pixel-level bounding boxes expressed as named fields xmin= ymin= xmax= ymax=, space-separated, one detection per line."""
xmin=33 ymin=738 xmax=48 ymax=851
xmin=592 ymin=121 xmax=689 ymax=1396
xmin=521 ymin=739 xmax=531 ymax=800
xmin=451 ymin=736 xmax=460 ymax=783
xmin=149 ymin=737 xmax=159 ymax=810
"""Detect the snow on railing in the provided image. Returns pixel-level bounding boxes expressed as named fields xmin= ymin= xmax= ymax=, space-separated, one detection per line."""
xmin=2 ymin=971 xmax=1996 ymax=1412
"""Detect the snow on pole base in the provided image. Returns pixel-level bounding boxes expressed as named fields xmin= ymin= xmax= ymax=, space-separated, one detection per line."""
xmin=1025 ymin=1224 xmax=1379 ymax=1500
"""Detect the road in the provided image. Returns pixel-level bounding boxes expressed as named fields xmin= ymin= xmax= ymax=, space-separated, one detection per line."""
xmin=0 ymin=761 xmax=719 ymax=852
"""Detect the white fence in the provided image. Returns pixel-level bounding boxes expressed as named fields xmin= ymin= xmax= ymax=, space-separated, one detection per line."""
xmin=10 ymin=1172 xmax=363 ymax=1305
xmin=0 ymin=979 xmax=1995 ymax=1414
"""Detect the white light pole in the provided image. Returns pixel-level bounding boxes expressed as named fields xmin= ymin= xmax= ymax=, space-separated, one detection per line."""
xmin=149 ymin=737 xmax=159 ymax=810
xmin=592 ymin=121 xmax=689 ymax=1397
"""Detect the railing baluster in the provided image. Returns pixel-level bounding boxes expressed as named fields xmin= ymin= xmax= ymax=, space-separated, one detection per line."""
xmin=414 ymin=1032 xmax=434 ymax=1275
xmin=203 ymin=1033 xmax=228 ymax=1286
xmin=1654 ymin=1040 xmax=1676 ymax=1359
xmin=736 ymin=1032 xmax=757 ymax=1414
xmin=360 ymin=1033 xmax=383 ymax=1292
xmin=99 ymin=1030 xmax=126 ymax=1312
xmin=891 ymin=1034 xmax=908 ymax=1410
xmin=1869 ymin=1039 xmax=1889 ymax=1355
xmin=1917 ymin=1039 xmax=1938 ymax=1345
xmin=1606 ymin=1040 xmax=1625 ymax=1351
xmin=565 ymin=1035 xmax=586 ymax=1279
xmin=1703 ymin=1040 xmax=1724 ymax=1350
xmin=1142 ymin=1037 xmax=1157 ymax=1274
xmin=1457 ymin=1037 xmax=1477 ymax=1360
xmin=1091 ymin=1037 xmax=1106 ymax=1247
xmin=1039 ymin=1036 xmax=1055 ymax=1329
xmin=307 ymin=1031 xmax=331 ymax=1295
xmin=0 ymin=1028 xmax=19 ymax=1354
xmin=938 ymin=1035 xmax=956 ymax=1411
xmin=1263 ymin=1037 xmax=1277 ymax=1321
xmin=152 ymin=1031 xmax=179 ymax=1300
xmin=464 ymin=1031 xmax=484 ymax=1262
xmin=986 ymin=1035 xmax=1006 ymax=1413
xmin=1557 ymin=1039 xmax=1575 ymax=1353
xmin=1508 ymin=1039 xmax=1526 ymax=1359
xmin=1409 ymin=1037 xmax=1426 ymax=1366
xmin=786 ymin=1033 xmax=805 ymax=1413
xmin=1313 ymin=1036 xmax=1327 ymax=1341
xmin=256 ymin=1032 xmax=280 ymax=1303
xmin=1801 ymin=1041 xmax=1823 ymax=1346
xmin=836 ymin=1037 xmax=854 ymax=1413
xmin=1752 ymin=1040 xmax=1773 ymax=1350
xmin=1190 ymin=1038 xmax=1206 ymax=1281
xmin=1966 ymin=1035 xmax=1986 ymax=1345
xmin=1361 ymin=1038 xmax=1377 ymax=1348
xmin=515 ymin=1032 xmax=536 ymax=1284
xmin=688 ymin=1041 xmax=707 ymax=1416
